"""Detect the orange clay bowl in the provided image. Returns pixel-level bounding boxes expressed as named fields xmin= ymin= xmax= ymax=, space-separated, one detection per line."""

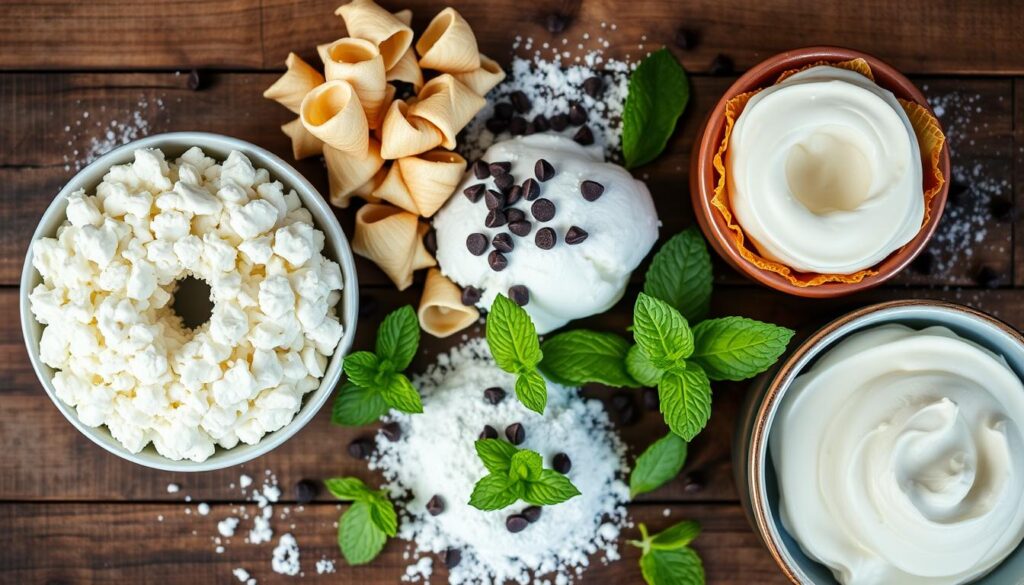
xmin=690 ymin=46 xmax=951 ymax=298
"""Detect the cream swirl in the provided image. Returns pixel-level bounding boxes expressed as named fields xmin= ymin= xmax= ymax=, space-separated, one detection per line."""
xmin=770 ymin=324 xmax=1024 ymax=584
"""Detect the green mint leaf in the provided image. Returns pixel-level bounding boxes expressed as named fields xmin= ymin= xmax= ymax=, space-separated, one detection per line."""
xmin=486 ymin=294 xmax=542 ymax=374
xmin=650 ymin=520 xmax=701 ymax=551
xmin=338 ymin=500 xmax=387 ymax=565
xmin=368 ymin=491 xmax=398 ymax=537
xmin=509 ymin=449 xmax=543 ymax=482
xmin=343 ymin=351 xmax=383 ymax=388
xmin=640 ymin=547 xmax=705 ymax=585
xmin=331 ymin=382 xmax=389 ymax=426
xmin=380 ymin=373 xmax=423 ymax=414
xmin=515 ymin=370 xmax=548 ymax=414
xmin=630 ymin=433 xmax=688 ymax=498
xmin=376 ymin=305 xmax=419 ymax=371
xmin=658 ymin=362 xmax=712 ymax=441
xmin=469 ymin=473 xmax=520 ymax=511
xmin=691 ymin=317 xmax=794 ymax=381
xmin=626 ymin=344 xmax=665 ymax=387
xmin=523 ymin=469 xmax=582 ymax=506
xmin=325 ymin=477 xmax=373 ymax=502
xmin=643 ymin=228 xmax=712 ymax=322
xmin=539 ymin=330 xmax=637 ymax=388
xmin=633 ymin=293 xmax=694 ymax=369
xmin=475 ymin=439 xmax=518 ymax=474
xmin=622 ymin=48 xmax=689 ymax=169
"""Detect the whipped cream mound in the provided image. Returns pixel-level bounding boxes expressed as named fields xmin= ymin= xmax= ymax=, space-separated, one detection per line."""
xmin=29 ymin=147 xmax=345 ymax=462
xmin=434 ymin=134 xmax=658 ymax=334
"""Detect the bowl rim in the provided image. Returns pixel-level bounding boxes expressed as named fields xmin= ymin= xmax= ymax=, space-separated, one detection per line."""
xmin=746 ymin=299 xmax=1024 ymax=583
xmin=19 ymin=131 xmax=359 ymax=472
xmin=690 ymin=46 xmax=951 ymax=298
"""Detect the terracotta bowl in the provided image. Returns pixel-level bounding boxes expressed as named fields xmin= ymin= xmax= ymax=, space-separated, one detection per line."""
xmin=690 ymin=46 xmax=951 ymax=298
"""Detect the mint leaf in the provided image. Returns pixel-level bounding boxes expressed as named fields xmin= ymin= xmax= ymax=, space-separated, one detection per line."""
xmin=343 ymin=351 xmax=383 ymax=388
xmin=475 ymin=439 xmax=518 ymax=474
xmin=332 ymin=382 xmax=389 ymax=426
xmin=630 ymin=433 xmax=688 ymax=498
xmin=376 ymin=305 xmax=419 ymax=371
xmin=325 ymin=477 xmax=374 ymax=501
xmin=626 ymin=344 xmax=664 ymax=387
xmin=622 ymin=48 xmax=689 ymax=169
xmin=469 ymin=473 xmax=520 ymax=511
xmin=633 ymin=293 xmax=693 ymax=369
xmin=640 ymin=547 xmax=704 ymax=585
xmin=368 ymin=492 xmax=398 ymax=537
xmin=338 ymin=500 xmax=387 ymax=565
xmin=515 ymin=370 xmax=548 ymax=414
xmin=691 ymin=317 xmax=794 ymax=381
xmin=643 ymin=228 xmax=712 ymax=322
xmin=539 ymin=330 xmax=637 ymax=388
xmin=523 ymin=469 xmax=581 ymax=505
xmin=658 ymin=362 xmax=712 ymax=441
xmin=650 ymin=520 xmax=701 ymax=550
xmin=380 ymin=373 xmax=423 ymax=414
xmin=486 ymin=294 xmax=542 ymax=373
xmin=509 ymin=450 xmax=543 ymax=482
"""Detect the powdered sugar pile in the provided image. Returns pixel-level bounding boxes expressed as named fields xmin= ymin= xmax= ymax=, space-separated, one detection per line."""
xmin=61 ymin=95 xmax=166 ymax=171
xmin=369 ymin=338 xmax=631 ymax=584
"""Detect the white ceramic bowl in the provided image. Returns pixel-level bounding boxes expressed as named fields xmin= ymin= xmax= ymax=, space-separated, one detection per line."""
xmin=20 ymin=132 xmax=359 ymax=472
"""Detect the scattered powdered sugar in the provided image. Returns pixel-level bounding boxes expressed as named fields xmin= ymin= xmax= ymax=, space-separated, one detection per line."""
xmin=315 ymin=557 xmax=336 ymax=574
xmin=272 ymin=534 xmax=301 ymax=576
xmin=62 ymin=95 xmax=165 ymax=171
xmin=166 ymin=483 xmax=180 ymax=494
xmin=370 ymin=338 xmax=631 ymax=585
xmin=403 ymin=557 xmax=434 ymax=582
xmin=218 ymin=517 xmax=240 ymax=537
xmin=233 ymin=567 xmax=257 ymax=584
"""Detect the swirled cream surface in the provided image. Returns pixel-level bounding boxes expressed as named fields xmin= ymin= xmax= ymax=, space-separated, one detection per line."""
xmin=769 ymin=324 xmax=1024 ymax=584
xmin=727 ymin=66 xmax=924 ymax=274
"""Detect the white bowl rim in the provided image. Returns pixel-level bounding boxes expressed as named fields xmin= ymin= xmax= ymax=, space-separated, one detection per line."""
xmin=19 ymin=131 xmax=359 ymax=472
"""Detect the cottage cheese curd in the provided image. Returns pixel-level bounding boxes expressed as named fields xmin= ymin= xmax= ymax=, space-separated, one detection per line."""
xmin=770 ymin=324 xmax=1024 ymax=584
xmin=727 ymin=66 xmax=924 ymax=274
xmin=30 ymin=148 xmax=345 ymax=462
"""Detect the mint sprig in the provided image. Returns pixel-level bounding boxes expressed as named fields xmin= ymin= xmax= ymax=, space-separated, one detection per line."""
xmin=539 ymin=330 xmax=637 ymax=388
xmin=326 ymin=477 xmax=398 ymax=566
xmin=622 ymin=48 xmax=690 ymax=169
xmin=469 ymin=439 xmax=580 ymax=511
xmin=630 ymin=521 xmax=705 ymax=585
xmin=690 ymin=317 xmax=794 ymax=381
xmin=643 ymin=228 xmax=712 ymax=322
xmin=630 ymin=432 xmax=688 ymax=498
xmin=486 ymin=294 xmax=546 ymax=413
xmin=332 ymin=306 xmax=422 ymax=426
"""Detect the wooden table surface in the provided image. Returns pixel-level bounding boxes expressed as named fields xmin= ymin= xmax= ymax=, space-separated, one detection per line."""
xmin=2 ymin=0 xmax=1022 ymax=583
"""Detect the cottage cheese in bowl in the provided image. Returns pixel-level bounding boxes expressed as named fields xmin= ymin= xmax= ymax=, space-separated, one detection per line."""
xmin=27 ymin=144 xmax=348 ymax=463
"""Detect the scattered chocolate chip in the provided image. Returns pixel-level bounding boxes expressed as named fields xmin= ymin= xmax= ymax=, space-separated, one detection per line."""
xmin=494 ymin=102 xmax=515 ymax=120
xmin=444 ymin=548 xmax=462 ymax=569
xmin=423 ymin=228 xmax=437 ymax=255
xmin=544 ymin=12 xmax=569 ymax=33
xmin=480 ymin=425 xmax=499 ymax=440
xmin=506 ymin=208 xmax=526 ymax=223
xmin=532 ymin=114 xmax=550 ymax=132
xmin=485 ymin=189 xmax=506 ymax=210
xmin=565 ymin=226 xmax=588 ymax=245
xmin=990 ymin=195 xmax=1015 ymax=221
xmin=611 ymin=392 xmax=638 ymax=426
xmin=976 ymin=265 xmax=1001 ymax=288
xmin=489 ymin=161 xmax=512 ymax=176
xmin=531 ymin=198 xmax=556 ymax=222
xmin=535 ymin=159 xmax=555 ymax=182
xmin=463 ymin=183 xmax=485 ymax=202
xmin=466 ymin=233 xmax=489 ymax=256
xmin=486 ymin=117 xmax=509 ymax=134
xmin=461 ymin=285 xmax=482 ymax=306
xmin=494 ymin=173 xmax=515 ymax=192
xmin=580 ymin=180 xmax=605 ymax=201
xmin=582 ymin=76 xmax=603 ymax=97
xmin=381 ymin=421 xmax=402 ymax=442
xmin=508 ymin=285 xmax=530 ymax=306
xmin=619 ymin=403 xmax=639 ymax=425
xmin=485 ymin=209 xmax=508 ymax=228
xmin=522 ymin=506 xmax=543 ymax=523
xmin=294 ymin=479 xmax=319 ymax=504
xmin=510 ymin=90 xmax=531 ymax=113
xmin=358 ymin=295 xmax=379 ymax=318
xmin=910 ymin=251 xmax=934 ymax=275
xmin=506 ymin=514 xmax=530 ymax=533
xmin=682 ymin=472 xmax=704 ymax=493
xmin=642 ymin=387 xmax=660 ymax=411
xmin=568 ymin=102 xmax=588 ymax=125
xmin=552 ymin=453 xmax=572 ymax=474
xmin=535 ymin=227 xmax=556 ymax=250
xmin=674 ymin=28 xmax=698 ymax=50
xmin=484 ymin=387 xmax=506 ymax=405
xmin=709 ymin=53 xmax=734 ymax=75
xmin=426 ymin=494 xmax=446 ymax=516
xmin=521 ymin=178 xmax=541 ymax=201
xmin=549 ymin=113 xmax=569 ymax=132
xmin=347 ymin=438 xmax=374 ymax=459
xmin=505 ymin=422 xmax=526 ymax=445
xmin=493 ymin=233 xmax=515 ymax=253
xmin=472 ymin=160 xmax=491 ymax=179
xmin=947 ymin=179 xmax=969 ymax=205
xmin=187 ymin=69 xmax=203 ymax=91
xmin=506 ymin=185 xmax=522 ymax=205
xmin=573 ymin=125 xmax=594 ymax=145
xmin=509 ymin=220 xmax=532 ymax=237
xmin=508 ymin=116 xmax=528 ymax=135
xmin=488 ymin=250 xmax=508 ymax=271
xmin=611 ymin=393 xmax=632 ymax=411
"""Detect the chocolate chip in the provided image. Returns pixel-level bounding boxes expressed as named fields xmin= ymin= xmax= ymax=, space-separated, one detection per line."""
xmin=506 ymin=208 xmax=526 ymax=223
xmin=423 ymin=228 xmax=437 ymax=255
xmin=612 ymin=392 xmax=639 ymax=425
xmin=466 ymin=233 xmax=489 ymax=256
xmin=674 ymin=28 xmax=698 ymax=50
xmin=480 ymin=425 xmax=499 ymax=440
xmin=463 ymin=183 xmax=485 ymax=202
xmin=710 ymin=53 xmax=734 ymax=75
xmin=506 ymin=185 xmax=522 ymax=205
xmin=532 ymin=114 xmax=550 ymax=132
xmin=508 ymin=116 xmax=528 ymax=135
xmin=494 ymin=173 xmax=515 ymax=192
xmin=510 ymin=90 xmax=531 ymax=113
xmin=494 ymin=102 xmax=515 ymax=120
xmin=472 ymin=160 xmax=491 ymax=179
xmin=509 ymin=220 xmax=532 ymax=237
xmin=485 ymin=209 xmax=508 ymax=228
xmin=580 ymin=180 xmax=605 ymax=201
xmin=682 ymin=472 xmax=704 ymax=493
xmin=549 ymin=113 xmax=569 ymax=132
xmin=294 ymin=479 xmax=319 ymax=504
xmin=535 ymin=227 xmax=556 ymax=250
xmin=976 ymin=265 xmax=1001 ymax=288
xmin=493 ymin=233 xmax=515 ymax=253
xmin=444 ymin=548 xmax=462 ymax=569
xmin=568 ymin=102 xmax=588 ymax=126
xmin=382 ymin=421 xmax=402 ymax=442
xmin=573 ymin=125 xmax=594 ymax=145
xmin=544 ymin=12 xmax=569 ymax=33
xmin=187 ymin=69 xmax=203 ymax=91
xmin=347 ymin=438 xmax=374 ymax=459
xmin=358 ymin=295 xmax=379 ymax=318
xmin=489 ymin=161 xmax=512 ymax=176
xmin=508 ymin=285 xmax=530 ymax=306
xmin=505 ymin=422 xmax=526 ymax=445
xmin=642 ymin=387 xmax=660 ymax=411
xmin=552 ymin=453 xmax=572 ymax=474
xmin=531 ymin=198 xmax=556 ymax=222
xmin=486 ymin=117 xmax=509 ymax=134
xmin=910 ymin=251 xmax=934 ymax=275
xmin=565 ymin=226 xmax=588 ymax=245
xmin=611 ymin=393 xmax=632 ymax=411
xmin=582 ymin=76 xmax=603 ymax=97
xmin=506 ymin=514 xmax=530 ymax=533
xmin=481 ymin=387 xmax=506 ymax=405
xmin=488 ymin=250 xmax=508 ymax=271
xmin=534 ymin=159 xmax=555 ymax=182
xmin=522 ymin=505 xmax=543 ymax=523
xmin=619 ymin=403 xmax=639 ymax=425
xmin=521 ymin=178 xmax=541 ymax=201
xmin=990 ymin=195 xmax=1015 ymax=221
xmin=426 ymin=494 xmax=445 ymax=516
xmin=461 ymin=285 xmax=482 ymax=306
xmin=485 ymin=189 xmax=506 ymax=210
